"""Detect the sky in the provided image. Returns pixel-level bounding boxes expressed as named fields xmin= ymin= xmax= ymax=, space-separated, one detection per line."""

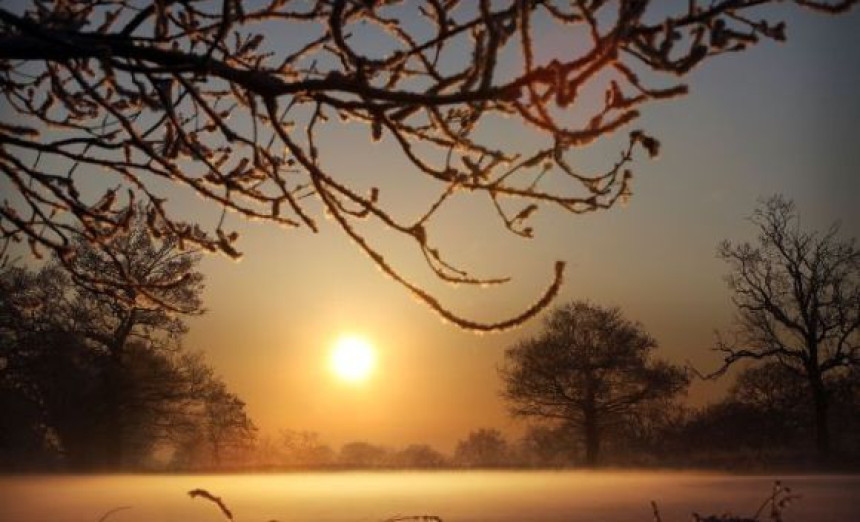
xmin=5 ymin=2 xmax=860 ymax=453
xmin=170 ymin=4 xmax=860 ymax=452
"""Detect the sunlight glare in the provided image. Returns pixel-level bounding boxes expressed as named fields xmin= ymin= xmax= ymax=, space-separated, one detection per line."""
xmin=331 ymin=335 xmax=376 ymax=382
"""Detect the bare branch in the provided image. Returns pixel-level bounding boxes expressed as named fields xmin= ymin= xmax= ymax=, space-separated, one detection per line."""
xmin=1 ymin=1 xmax=856 ymax=329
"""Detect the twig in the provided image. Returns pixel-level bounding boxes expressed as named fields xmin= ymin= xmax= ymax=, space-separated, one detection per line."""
xmin=97 ymin=506 xmax=132 ymax=522
xmin=189 ymin=488 xmax=234 ymax=520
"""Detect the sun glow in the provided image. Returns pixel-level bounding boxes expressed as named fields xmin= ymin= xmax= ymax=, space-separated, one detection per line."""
xmin=330 ymin=335 xmax=376 ymax=382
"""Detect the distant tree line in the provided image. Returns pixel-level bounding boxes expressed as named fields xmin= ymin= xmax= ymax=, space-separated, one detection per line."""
xmin=233 ymin=362 xmax=859 ymax=471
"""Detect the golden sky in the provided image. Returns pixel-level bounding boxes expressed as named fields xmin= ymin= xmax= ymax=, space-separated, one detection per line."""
xmin=8 ymin=4 xmax=857 ymax=453
xmin=177 ymin=7 xmax=860 ymax=452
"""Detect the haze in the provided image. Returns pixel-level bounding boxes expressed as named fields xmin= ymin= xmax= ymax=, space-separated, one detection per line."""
xmin=169 ymin=8 xmax=860 ymax=451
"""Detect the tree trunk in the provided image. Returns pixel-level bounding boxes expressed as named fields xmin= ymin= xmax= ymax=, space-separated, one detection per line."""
xmin=584 ymin=423 xmax=600 ymax=467
xmin=809 ymin=373 xmax=831 ymax=463
xmin=582 ymin=374 xmax=601 ymax=467
xmin=103 ymin=310 xmax=136 ymax=470
xmin=104 ymin=355 xmax=124 ymax=470
xmin=583 ymin=409 xmax=600 ymax=467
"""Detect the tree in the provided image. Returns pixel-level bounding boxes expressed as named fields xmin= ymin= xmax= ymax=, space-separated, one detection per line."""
xmin=197 ymin=378 xmax=257 ymax=466
xmin=500 ymin=301 xmax=688 ymax=467
xmin=0 ymin=274 xmax=103 ymax=468
xmin=453 ymin=428 xmax=509 ymax=468
xmin=517 ymin=424 xmax=578 ymax=467
xmin=170 ymin=365 xmax=257 ymax=469
xmin=1 ymin=1 xmax=856 ymax=331
xmin=714 ymin=195 xmax=860 ymax=461
xmin=731 ymin=362 xmax=810 ymax=444
xmin=0 ymin=264 xmax=112 ymax=468
xmin=65 ymin=210 xmax=205 ymax=468
xmin=0 ymin=207 xmax=213 ymax=469
xmin=0 ymin=260 xmax=255 ymax=470
xmin=719 ymin=363 xmax=860 ymax=462
xmin=278 ymin=429 xmax=335 ymax=468
xmin=393 ymin=444 xmax=447 ymax=469
xmin=338 ymin=441 xmax=390 ymax=468
xmin=671 ymin=363 xmax=812 ymax=467
xmin=671 ymin=401 xmax=772 ymax=466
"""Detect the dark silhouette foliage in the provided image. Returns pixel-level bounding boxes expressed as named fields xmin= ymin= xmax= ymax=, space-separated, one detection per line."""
xmin=454 ymin=428 xmax=510 ymax=468
xmin=338 ymin=440 xmax=389 ymax=468
xmin=0 ymin=0 xmax=856 ymax=330
xmin=675 ymin=362 xmax=860 ymax=467
xmin=500 ymin=301 xmax=688 ymax=466
xmin=0 ymin=213 xmax=254 ymax=470
xmin=713 ymin=195 xmax=860 ymax=461
xmin=394 ymin=444 xmax=447 ymax=468
xmin=517 ymin=423 xmax=579 ymax=467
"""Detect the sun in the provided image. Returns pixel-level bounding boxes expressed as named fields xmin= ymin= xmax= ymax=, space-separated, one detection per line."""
xmin=330 ymin=335 xmax=376 ymax=382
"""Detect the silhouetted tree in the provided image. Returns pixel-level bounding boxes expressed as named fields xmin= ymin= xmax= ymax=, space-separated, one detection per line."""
xmin=0 ymin=208 xmax=259 ymax=470
xmin=607 ymin=393 xmax=689 ymax=465
xmin=278 ymin=429 xmax=335 ymax=468
xmin=169 ymin=365 xmax=257 ymax=469
xmin=714 ymin=196 xmax=860 ymax=461
xmin=0 ymin=265 xmax=114 ymax=467
xmin=667 ymin=364 xmax=811 ymax=468
xmin=1 ymin=260 xmax=254 ymax=470
xmin=62 ymin=209 xmax=204 ymax=468
xmin=454 ymin=428 xmax=509 ymax=468
xmin=517 ymin=424 xmax=578 ymax=467
xmin=198 ymin=377 xmax=257 ymax=466
xmin=0 ymin=265 xmax=63 ymax=467
xmin=500 ymin=301 xmax=688 ymax=467
xmin=1 ymin=1 xmax=856 ymax=330
xmin=731 ymin=362 xmax=810 ymax=444
xmin=829 ymin=367 xmax=860 ymax=456
xmin=338 ymin=441 xmax=389 ymax=468
xmin=662 ymin=362 xmax=860 ymax=468
xmin=393 ymin=444 xmax=447 ymax=469
xmin=732 ymin=363 xmax=807 ymax=416
xmin=671 ymin=401 xmax=774 ymax=467
xmin=0 ymin=208 xmax=206 ymax=468
xmin=0 ymin=281 xmax=106 ymax=468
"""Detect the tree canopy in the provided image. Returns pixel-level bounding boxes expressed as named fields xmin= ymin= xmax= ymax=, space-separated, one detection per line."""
xmin=1 ymin=0 xmax=857 ymax=329
xmin=500 ymin=301 xmax=688 ymax=466
xmin=714 ymin=195 xmax=860 ymax=461
xmin=0 ymin=212 xmax=254 ymax=470
xmin=454 ymin=427 xmax=510 ymax=468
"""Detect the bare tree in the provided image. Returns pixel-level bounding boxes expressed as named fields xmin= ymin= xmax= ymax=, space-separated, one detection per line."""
xmin=1 ymin=1 xmax=857 ymax=329
xmin=500 ymin=301 xmax=688 ymax=467
xmin=728 ymin=363 xmax=811 ymax=450
xmin=714 ymin=195 xmax=860 ymax=461
xmin=67 ymin=210 xmax=204 ymax=467
xmin=278 ymin=429 xmax=335 ymax=468
xmin=338 ymin=440 xmax=389 ymax=468
xmin=517 ymin=423 xmax=579 ymax=467
xmin=1 ymin=208 xmax=205 ymax=468
xmin=453 ymin=427 xmax=509 ymax=468
xmin=169 ymin=372 xmax=256 ymax=468
xmin=394 ymin=443 xmax=447 ymax=468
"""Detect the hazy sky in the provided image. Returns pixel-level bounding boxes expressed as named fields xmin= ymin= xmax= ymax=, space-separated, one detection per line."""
xmin=6 ymin=3 xmax=860 ymax=453
xmin=170 ymin=5 xmax=860 ymax=452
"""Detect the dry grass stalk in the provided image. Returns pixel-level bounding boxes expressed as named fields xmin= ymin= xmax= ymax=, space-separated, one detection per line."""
xmin=652 ymin=481 xmax=800 ymax=522
xmin=188 ymin=488 xmax=234 ymax=520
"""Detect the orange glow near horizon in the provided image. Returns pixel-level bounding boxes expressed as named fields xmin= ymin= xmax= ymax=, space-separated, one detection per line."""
xmin=330 ymin=334 xmax=376 ymax=383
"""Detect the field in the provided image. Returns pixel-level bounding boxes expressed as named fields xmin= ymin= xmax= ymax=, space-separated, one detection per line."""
xmin=1 ymin=471 xmax=858 ymax=522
